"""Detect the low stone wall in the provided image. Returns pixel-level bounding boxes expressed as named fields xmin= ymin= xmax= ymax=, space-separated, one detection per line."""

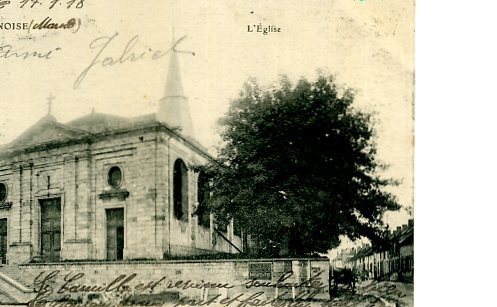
xmin=20 ymin=258 xmax=330 ymax=304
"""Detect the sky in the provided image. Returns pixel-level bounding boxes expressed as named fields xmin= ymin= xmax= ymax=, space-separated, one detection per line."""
xmin=0 ymin=0 xmax=414 ymax=229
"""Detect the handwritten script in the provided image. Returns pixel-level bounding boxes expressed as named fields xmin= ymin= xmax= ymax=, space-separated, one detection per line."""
xmin=27 ymin=269 xmax=331 ymax=307
xmin=73 ymin=33 xmax=195 ymax=89
xmin=0 ymin=40 xmax=61 ymax=60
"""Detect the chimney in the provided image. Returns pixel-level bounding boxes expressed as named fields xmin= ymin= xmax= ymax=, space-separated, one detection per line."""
xmin=408 ymin=219 xmax=414 ymax=228
xmin=402 ymin=224 xmax=407 ymax=230
xmin=157 ymin=49 xmax=194 ymax=137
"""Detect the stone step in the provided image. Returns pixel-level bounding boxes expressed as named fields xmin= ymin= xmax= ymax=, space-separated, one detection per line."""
xmin=0 ymin=265 xmax=37 ymax=288
xmin=0 ymin=289 xmax=18 ymax=305
xmin=0 ymin=265 xmax=36 ymax=304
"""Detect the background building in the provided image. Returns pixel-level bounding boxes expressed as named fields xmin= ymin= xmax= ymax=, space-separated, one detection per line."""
xmin=330 ymin=218 xmax=414 ymax=282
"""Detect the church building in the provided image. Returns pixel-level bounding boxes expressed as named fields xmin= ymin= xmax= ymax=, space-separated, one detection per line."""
xmin=0 ymin=49 xmax=243 ymax=264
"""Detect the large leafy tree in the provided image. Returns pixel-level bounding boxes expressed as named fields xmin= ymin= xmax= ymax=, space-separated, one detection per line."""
xmin=204 ymin=74 xmax=400 ymax=257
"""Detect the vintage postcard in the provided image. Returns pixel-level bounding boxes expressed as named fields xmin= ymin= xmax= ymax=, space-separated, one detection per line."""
xmin=0 ymin=0 xmax=414 ymax=306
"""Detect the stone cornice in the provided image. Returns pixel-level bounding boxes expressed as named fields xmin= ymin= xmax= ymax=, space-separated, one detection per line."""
xmin=98 ymin=188 xmax=130 ymax=201
xmin=0 ymin=122 xmax=216 ymax=163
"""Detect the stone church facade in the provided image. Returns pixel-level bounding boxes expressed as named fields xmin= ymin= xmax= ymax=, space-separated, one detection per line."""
xmin=0 ymin=51 xmax=242 ymax=264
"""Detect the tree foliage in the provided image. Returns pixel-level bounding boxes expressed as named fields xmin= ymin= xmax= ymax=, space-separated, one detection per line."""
xmin=204 ymin=74 xmax=400 ymax=257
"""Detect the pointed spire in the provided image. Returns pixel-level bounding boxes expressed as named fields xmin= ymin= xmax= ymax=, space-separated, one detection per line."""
xmin=157 ymin=35 xmax=194 ymax=138
xmin=163 ymin=49 xmax=186 ymax=98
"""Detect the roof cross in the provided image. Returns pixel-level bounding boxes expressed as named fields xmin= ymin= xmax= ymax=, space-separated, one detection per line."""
xmin=47 ymin=93 xmax=55 ymax=115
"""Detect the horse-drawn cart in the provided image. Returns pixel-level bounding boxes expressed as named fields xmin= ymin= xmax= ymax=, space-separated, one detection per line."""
xmin=330 ymin=267 xmax=356 ymax=295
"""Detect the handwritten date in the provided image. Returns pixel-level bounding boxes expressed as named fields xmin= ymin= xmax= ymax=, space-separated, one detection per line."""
xmin=0 ymin=0 xmax=85 ymax=9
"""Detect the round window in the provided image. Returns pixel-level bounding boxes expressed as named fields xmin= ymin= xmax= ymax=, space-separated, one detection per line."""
xmin=0 ymin=183 xmax=6 ymax=203
xmin=107 ymin=166 xmax=122 ymax=189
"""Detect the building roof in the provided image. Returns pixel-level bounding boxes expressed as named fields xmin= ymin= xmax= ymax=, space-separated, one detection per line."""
xmin=6 ymin=114 xmax=89 ymax=149
xmin=0 ymin=111 xmax=213 ymax=161
xmin=350 ymin=245 xmax=373 ymax=261
xmin=398 ymin=227 xmax=414 ymax=245
xmin=67 ymin=112 xmax=156 ymax=133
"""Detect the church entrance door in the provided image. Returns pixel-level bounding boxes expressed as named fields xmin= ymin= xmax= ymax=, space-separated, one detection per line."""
xmin=106 ymin=208 xmax=124 ymax=261
xmin=40 ymin=198 xmax=61 ymax=262
xmin=0 ymin=219 xmax=7 ymax=264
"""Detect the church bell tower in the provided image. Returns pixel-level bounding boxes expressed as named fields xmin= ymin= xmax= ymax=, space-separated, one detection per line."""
xmin=157 ymin=47 xmax=194 ymax=137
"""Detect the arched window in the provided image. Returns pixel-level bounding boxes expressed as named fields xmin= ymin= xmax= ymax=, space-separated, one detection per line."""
xmin=234 ymin=220 xmax=242 ymax=237
xmin=173 ymin=159 xmax=188 ymax=221
xmin=196 ymin=171 xmax=210 ymax=228
xmin=0 ymin=183 xmax=7 ymax=203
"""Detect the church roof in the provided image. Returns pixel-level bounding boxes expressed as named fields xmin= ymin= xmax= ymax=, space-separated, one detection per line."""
xmin=67 ymin=112 xmax=156 ymax=133
xmin=7 ymin=114 xmax=89 ymax=149
xmin=0 ymin=111 xmax=212 ymax=160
